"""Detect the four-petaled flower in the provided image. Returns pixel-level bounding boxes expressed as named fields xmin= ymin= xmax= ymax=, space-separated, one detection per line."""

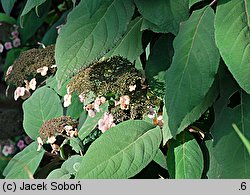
xmin=98 ymin=112 xmax=116 ymax=133
xmin=4 ymin=42 xmax=12 ymax=50
xmin=37 ymin=66 xmax=48 ymax=76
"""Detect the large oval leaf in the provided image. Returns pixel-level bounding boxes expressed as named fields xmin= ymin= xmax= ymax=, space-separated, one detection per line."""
xmin=23 ymin=87 xmax=63 ymax=140
xmin=3 ymin=142 xmax=45 ymax=179
xmin=207 ymin=90 xmax=250 ymax=178
xmin=215 ymin=0 xmax=250 ymax=94
xmin=167 ymin=131 xmax=204 ymax=179
xmin=105 ymin=17 xmax=143 ymax=61
xmin=135 ymin=0 xmax=189 ymax=34
xmin=165 ymin=7 xmax=220 ymax=135
xmin=55 ymin=0 xmax=135 ymax=87
xmin=76 ymin=120 xmax=162 ymax=178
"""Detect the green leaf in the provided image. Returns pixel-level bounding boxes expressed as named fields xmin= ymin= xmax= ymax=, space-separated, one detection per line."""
xmin=21 ymin=0 xmax=47 ymax=18
xmin=78 ymin=102 xmax=109 ymax=140
xmin=0 ymin=13 xmax=16 ymax=24
xmin=105 ymin=17 xmax=143 ymax=61
xmin=145 ymin=33 xmax=174 ymax=97
xmin=1 ymin=0 xmax=16 ymax=15
xmin=66 ymin=92 xmax=83 ymax=120
xmin=153 ymin=149 xmax=167 ymax=170
xmin=19 ymin=0 xmax=51 ymax=43
xmin=232 ymin=124 xmax=250 ymax=155
xmin=55 ymin=0 xmax=135 ymax=87
xmin=76 ymin=120 xmax=162 ymax=178
xmin=3 ymin=142 xmax=45 ymax=179
xmin=135 ymin=0 xmax=189 ymax=34
xmin=165 ymin=7 xmax=220 ymax=136
xmin=163 ymin=77 xmax=219 ymax=144
xmin=207 ymin=90 xmax=250 ymax=178
xmin=23 ymin=87 xmax=63 ymax=140
xmin=46 ymin=76 xmax=69 ymax=97
xmin=47 ymin=155 xmax=82 ymax=179
xmin=167 ymin=131 xmax=204 ymax=179
xmin=42 ymin=11 xmax=69 ymax=45
xmin=215 ymin=0 xmax=250 ymax=94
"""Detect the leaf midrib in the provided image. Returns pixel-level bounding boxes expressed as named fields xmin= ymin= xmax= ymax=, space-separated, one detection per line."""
xmin=81 ymin=127 xmax=159 ymax=178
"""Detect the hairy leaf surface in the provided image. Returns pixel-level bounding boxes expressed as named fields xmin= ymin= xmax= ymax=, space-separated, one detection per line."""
xmin=3 ymin=142 xmax=45 ymax=179
xmin=215 ymin=0 xmax=250 ymax=94
xmin=165 ymin=7 xmax=219 ymax=135
xmin=76 ymin=120 xmax=161 ymax=178
xmin=23 ymin=87 xmax=63 ymax=140
xmin=55 ymin=0 xmax=134 ymax=87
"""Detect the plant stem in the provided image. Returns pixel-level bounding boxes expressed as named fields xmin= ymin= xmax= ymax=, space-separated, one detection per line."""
xmin=209 ymin=0 xmax=217 ymax=6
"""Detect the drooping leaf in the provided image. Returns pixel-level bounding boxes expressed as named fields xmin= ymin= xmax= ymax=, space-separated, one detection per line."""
xmin=215 ymin=0 xmax=250 ymax=94
xmin=47 ymin=155 xmax=82 ymax=179
xmin=207 ymin=90 xmax=250 ymax=178
xmin=145 ymin=33 xmax=174 ymax=97
xmin=3 ymin=142 xmax=45 ymax=179
xmin=1 ymin=0 xmax=16 ymax=15
xmin=105 ymin=17 xmax=143 ymax=61
xmin=76 ymin=120 xmax=162 ymax=178
xmin=0 ymin=13 xmax=16 ymax=24
xmin=23 ymin=87 xmax=63 ymax=140
xmin=135 ymin=0 xmax=189 ymax=34
xmin=55 ymin=0 xmax=135 ymax=87
xmin=78 ymin=102 xmax=109 ymax=140
xmin=153 ymin=149 xmax=167 ymax=170
xmin=19 ymin=0 xmax=51 ymax=43
xmin=21 ymin=0 xmax=47 ymax=18
xmin=165 ymin=7 xmax=220 ymax=136
xmin=167 ymin=130 xmax=204 ymax=178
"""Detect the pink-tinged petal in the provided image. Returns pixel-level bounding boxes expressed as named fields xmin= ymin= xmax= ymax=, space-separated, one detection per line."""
xmin=88 ymin=109 xmax=96 ymax=118
xmin=20 ymin=89 xmax=31 ymax=100
xmin=17 ymin=140 xmax=26 ymax=150
xmin=4 ymin=42 xmax=12 ymax=50
xmin=0 ymin=43 xmax=4 ymax=53
xmin=129 ymin=85 xmax=136 ymax=92
xmin=5 ymin=65 xmax=13 ymax=77
xmin=56 ymin=24 xmax=63 ymax=34
xmin=47 ymin=136 xmax=56 ymax=144
xmin=37 ymin=66 xmax=48 ymax=76
xmin=2 ymin=145 xmax=15 ymax=156
xmin=98 ymin=112 xmax=115 ymax=133
xmin=11 ymin=30 xmax=19 ymax=38
xmin=78 ymin=93 xmax=85 ymax=103
xmin=14 ymin=87 xmax=26 ymax=101
xmin=12 ymin=38 xmax=21 ymax=47
xmin=29 ymin=78 xmax=36 ymax=90
xmin=63 ymin=94 xmax=72 ymax=107
xmin=119 ymin=95 xmax=130 ymax=110
xmin=147 ymin=106 xmax=156 ymax=119
xmin=37 ymin=137 xmax=43 ymax=151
